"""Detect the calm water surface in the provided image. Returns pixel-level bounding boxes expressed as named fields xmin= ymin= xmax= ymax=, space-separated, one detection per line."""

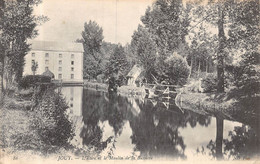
xmin=60 ymin=86 xmax=260 ymax=160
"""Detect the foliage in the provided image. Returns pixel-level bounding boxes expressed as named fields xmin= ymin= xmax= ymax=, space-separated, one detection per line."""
xmin=31 ymin=60 xmax=38 ymax=75
xmin=0 ymin=0 xmax=48 ymax=87
xmin=155 ymin=52 xmax=190 ymax=85
xmin=141 ymin=0 xmax=190 ymax=53
xmin=19 ymin=75 xmax=51 ymax=89
xmin=32 ymin=87 xmax=74 ymax=146
xmin=201 ymin=73 xmax=217 ymax=93
xmin=105 ymin=44 xmax=130 ymax=85
xmin=223 ymin=125 xmax=260 ymax=160
xmin=226 ymin=53 xmax=260 ymax=98
xmin=80 ymin=20 xmax=104 ymax=79
xmin=130 ymin=25 xmax=157 ymax=82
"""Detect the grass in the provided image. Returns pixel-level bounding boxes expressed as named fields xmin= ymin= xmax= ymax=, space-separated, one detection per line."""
xmin=0 ymin=88 xmax=99 ymax=162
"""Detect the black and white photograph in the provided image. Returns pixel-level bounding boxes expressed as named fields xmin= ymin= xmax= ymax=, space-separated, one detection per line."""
xmin=0 ymin=0 xmax=259 ymax=163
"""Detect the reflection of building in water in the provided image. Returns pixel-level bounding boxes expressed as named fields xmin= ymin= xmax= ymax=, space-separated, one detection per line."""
xmin=61 ymin=87 xmax=83 ymax=116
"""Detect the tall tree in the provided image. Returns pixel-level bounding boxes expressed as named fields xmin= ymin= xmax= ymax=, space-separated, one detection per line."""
xmin=80 ymin=20 xmax=104 ymax=79
xmin=105 ymin=44 xmax=130 ymax=85
xmin=130 ymin=25 xmax=157 ymax=82
xmin=141 ymin=0 xmax=191 ymax=55
xmin=0 ymin=0 xmax=47 ymax=99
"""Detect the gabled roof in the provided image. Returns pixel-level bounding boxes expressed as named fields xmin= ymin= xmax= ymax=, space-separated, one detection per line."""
xmin=29 ymin=40 xmax=84 ymax=53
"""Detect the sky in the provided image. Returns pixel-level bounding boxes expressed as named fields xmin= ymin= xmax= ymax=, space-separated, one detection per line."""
xmin=33 ymin=0 xmax=155 ymax=45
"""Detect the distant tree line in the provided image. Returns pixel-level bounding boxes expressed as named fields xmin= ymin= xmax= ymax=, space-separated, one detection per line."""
xmin=80 ymin=0 xmax=259 ymax=98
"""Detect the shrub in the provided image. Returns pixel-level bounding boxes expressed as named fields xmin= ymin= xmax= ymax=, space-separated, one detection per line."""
xmin=32 ymin=87 xmax=74 ymax=146
xmin=19 ymin=75 xmax=51 ymax=89
xmin=201 ymin=73 xmax=217 ymax=93
xmin=156 ymin=52 xmax=190 ymax=85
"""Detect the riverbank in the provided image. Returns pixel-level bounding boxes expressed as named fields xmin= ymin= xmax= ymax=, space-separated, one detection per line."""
xmin=176 ymin=91 xmax=260 ymax=123
xmin=0 ymin=88 xmax=98 ymax=162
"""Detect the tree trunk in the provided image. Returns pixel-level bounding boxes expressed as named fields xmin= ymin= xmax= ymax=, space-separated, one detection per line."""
xmin=198 ymin=60 xmax=201 ymax=78
xmin=216 ymin=118 xmax=223 ymax=160
xmin=0 ymin=59 xmax=4 ymax=103
xmin=217 ymin=5 xmax=225 ymax=93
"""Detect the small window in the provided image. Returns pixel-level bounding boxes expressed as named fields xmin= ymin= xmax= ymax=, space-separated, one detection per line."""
xmin=71 ymin=54 xmax=74 ymax=58
xmin=45 ymin=67 xmax=48 ymax=71
xmin=70 ymin=103 xmax=73 ymax=107
xmin=32 ymin=53 xmax=35 ymax=57
xmin=31 ymin=59 xmax=35 ymax=64
xmin=45 ymin=53 xmax=49 ymax=57
xmin=58 ymin=74 xmax=62 ymax=79
xmin=59 ymin=60 xmax=62 ymax=65
xmin=71 ymin=67 xmax=74 ymax=71
xmin=71 ymin=61 xmax=74 ymax=65
xmin=71 ymin=74 xmax=74 ymax=79
xmin=59 ymin=54 xmax=62 ymax=58
xmin=45 ymin=60 xmax=49 ymax=64
xmin=58 ymin=67 xmax=62 ymax=71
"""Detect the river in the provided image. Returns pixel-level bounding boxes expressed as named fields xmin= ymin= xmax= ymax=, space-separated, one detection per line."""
xmin=59 ymin=86 xmax=259 ymax=160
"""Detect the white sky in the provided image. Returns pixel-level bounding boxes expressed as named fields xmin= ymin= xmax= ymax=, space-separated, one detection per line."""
xmin=33 ymin=0 xmax=155 ymax=45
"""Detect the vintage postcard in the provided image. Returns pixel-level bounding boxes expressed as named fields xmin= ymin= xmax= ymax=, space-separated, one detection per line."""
xmin=0 ymin=0 xmax=259 ymax=164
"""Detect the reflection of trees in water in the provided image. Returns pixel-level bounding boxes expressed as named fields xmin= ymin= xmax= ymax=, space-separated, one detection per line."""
xmin=223 ymin=125 xmax=260 ymax=160
xmin=199 ymin=119 xmax=259 ymax=160
xmin=129 ymin=99 xmax=212 ymax=159
xmin=81 ymin=89 xmax=212 ymax=158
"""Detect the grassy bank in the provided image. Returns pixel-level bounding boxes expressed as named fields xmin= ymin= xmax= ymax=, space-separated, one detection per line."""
xmin=0 ymin=87 xmax=98 ymax=161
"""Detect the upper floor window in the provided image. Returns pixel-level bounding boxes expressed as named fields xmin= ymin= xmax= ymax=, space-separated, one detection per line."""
xmin=45 ymin=53 xmax=49 ymax=57
xmin=71 ymin=67 xmax=74 ymax=71
xmin=45 ymin=60 xmax=49 ymax=65
xmin=58 ymin=67 xmax=62 ymax=71
xmin=71 ymin=74 xmax=74 ymax=79
xmin=71 ymin=54 xmax=74 ymax=59
xmin=31 ymin=53 xmax=35 ymax=57
xmin=59 ymin=60 xmax=62 ymax=65
xmin=71 ymin=61 xmax=74 ymax=65
xmin=31 ymin=59 xmax=35 ymax=64
xmin=59 ymin=54 xmax=62 ymax=58
xmin=58 ymin=74 xmax=62 ymax=79
xmin=45 ymin=67 xmax=48 ymax=71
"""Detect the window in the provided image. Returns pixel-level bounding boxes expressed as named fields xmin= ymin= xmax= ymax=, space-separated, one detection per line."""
xmin=45 ymin=60 xmax=49 ymax=64
xmin=70 ymin=103 xmax=73 ymax=107
xmin=70 ymin=97 xmax=73 ymax=101
xmin=32 ymin=53 xmax=35 ymax=57
xmin=59 ymin=60 xmax=62 ymax=65
xmin=71 ymin=67 xmax=74 ymax=71
xmin=71 ymin=54 xmax=74 ymax=59
xmin=58 ymin=74 xmax=62 ymax=79
xmin=71 ymin=74 xmax=74 ymax=79
xmin=58 ymin=67 xmax=62 ymax=71
xmin=71 ymin=61 xmax=74 ymax=65
xmin=59 ymin=54 xmax=62 ymax=58
xmin=45 ymin=53 xmax=49 ymax=57
xmin=31 ymin=59 xmax=35 ymax=64
xmin=45 ymin=67 xmax=48 ymax=71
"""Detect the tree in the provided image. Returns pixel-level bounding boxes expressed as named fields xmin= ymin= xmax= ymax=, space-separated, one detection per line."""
xmin=141 ymin=0 xmax=191 ymax=55
xmin=31 ymin=60 xmax=38 ymax=75
xmin=80 ymin=20 xmax=104 ymax=79
xmin=0 ymin=0 xmax=47 ymax=99
xmin=130 ymin=25 xmax=157 ymax=82
xmin=105 ymin=44 xmax=130 ymax=86
xmin=156 ymin=52 xmax=190 ymax=85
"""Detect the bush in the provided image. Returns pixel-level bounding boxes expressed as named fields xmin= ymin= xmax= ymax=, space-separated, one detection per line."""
xmin=19 ymin=75 xmax=51 ymax=89
xmin=201 ymin=73 xmax=217 ymax=93
xmin=32 ymin=87 xmax=74 ymax=146
xmin=156 ymin=53 xmax=190 ymax=85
